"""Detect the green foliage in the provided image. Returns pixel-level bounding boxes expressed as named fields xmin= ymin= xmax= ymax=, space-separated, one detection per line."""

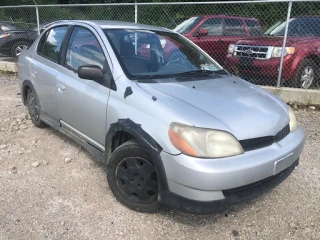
xmin=0 ymin=0 xmax=57 ymax=5
xmin=37 ymin=5 xmax=135 ymax=23
xmin=137 ymin=2 xmax=290 ymax=29
xmin=0 ymin=0 xmax=320 ymax=32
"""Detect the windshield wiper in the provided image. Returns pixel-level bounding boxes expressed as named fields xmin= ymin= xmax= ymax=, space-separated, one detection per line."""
xmin=131 ymin=69 xmax=228 ymax=80
xmin=174 ymin=69 xmax=216 ymax=77
xmin=175 ymin=69 xmax=229 ymax=77
xmin=131 ymin=74 xmax=174 ymax=80
xmin=214 ymin=69 xmax=229 ymax=75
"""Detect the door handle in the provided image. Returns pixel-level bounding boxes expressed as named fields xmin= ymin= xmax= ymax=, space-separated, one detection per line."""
xmin=217 ymin=39 xmax=224 ymax=43
xmin=56 ymin=82 xmax=66 ymax=92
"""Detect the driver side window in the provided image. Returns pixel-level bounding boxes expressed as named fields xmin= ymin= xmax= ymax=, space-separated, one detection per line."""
xmin=65 ymin=27 xmax=105 ymax=70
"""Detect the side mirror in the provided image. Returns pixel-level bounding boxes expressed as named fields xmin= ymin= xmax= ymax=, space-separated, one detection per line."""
xmin=197 ymin=29 xmax=209 ymax=37
xmin=78 ymin=65 xmax=103 ymax=81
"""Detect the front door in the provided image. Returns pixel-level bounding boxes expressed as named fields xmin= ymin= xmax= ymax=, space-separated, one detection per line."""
xmin=56 ymin=26 xmax=110 ymax=150
xmin=190 ymin=18 xmax=224 ymax=65
xmin=190 ymin=18 xmax=247 ymax=66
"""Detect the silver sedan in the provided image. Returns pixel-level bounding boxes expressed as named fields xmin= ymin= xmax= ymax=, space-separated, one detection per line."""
xmin=18 ymin=20 xmax=305 ymax=214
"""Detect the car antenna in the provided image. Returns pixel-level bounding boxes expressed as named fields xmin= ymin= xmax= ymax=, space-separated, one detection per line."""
xmin=162 ymin=8 xmax=177 ymax=27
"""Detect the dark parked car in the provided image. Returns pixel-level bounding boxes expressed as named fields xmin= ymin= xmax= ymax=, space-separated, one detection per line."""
xmin=0 ymin=22 xmax=38 ymax=57
xmin=173 ymin=15 xmax=263 ymax=65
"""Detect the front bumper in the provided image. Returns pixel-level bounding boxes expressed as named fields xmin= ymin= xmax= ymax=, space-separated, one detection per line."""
xmin=159 ymin=127 xmax=305 ymax=213
xmin=225 ymin=54 xmax=296 ymax=81
xmin=159 ymin=159 xmax=299 ymax=214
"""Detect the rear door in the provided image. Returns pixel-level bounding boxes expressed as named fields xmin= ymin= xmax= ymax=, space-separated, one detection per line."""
xmin=55 ymin=25 xmax=110 ymax=150
xmin=30 ymin=26 xmax=68 ymax=125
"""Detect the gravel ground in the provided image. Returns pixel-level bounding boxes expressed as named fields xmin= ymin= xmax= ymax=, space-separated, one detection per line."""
xmin=0 ymin=75 xmax=319 ymax=240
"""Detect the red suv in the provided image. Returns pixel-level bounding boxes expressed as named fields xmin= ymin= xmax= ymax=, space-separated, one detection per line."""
xmin=225 ymin=16 xmax=320 ymax=89
xmin=174 ymin=15 xmax=263 ymax=65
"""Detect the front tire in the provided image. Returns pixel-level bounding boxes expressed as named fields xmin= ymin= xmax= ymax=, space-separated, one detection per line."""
xmin=107 ymin=140 xmax=159 ymax=213
xmin=26 ymin=88 xmax=45 ymax=128
xmin=294 ymin=59 xmax=318 ymax=89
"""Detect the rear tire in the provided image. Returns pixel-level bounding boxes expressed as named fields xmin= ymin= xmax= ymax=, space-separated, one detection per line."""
xmin=26 ymin=88 xmax=45 ymax=128
xmin=107 ymin=140 xmax=159 ymax=213
xmin=11 ymin=41 xmax=30 ymax=58
xmin=294 ymin=59 xmax=318 ymax=89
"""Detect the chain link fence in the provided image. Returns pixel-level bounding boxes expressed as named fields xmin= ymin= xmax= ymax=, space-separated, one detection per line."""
xmin=0 ymin=0 xmax=319 ymax=89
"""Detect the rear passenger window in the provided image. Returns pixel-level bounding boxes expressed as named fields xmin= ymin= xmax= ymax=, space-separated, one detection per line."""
xmin=224 ymin=19 xmax=246 ymax=36
xmin=246 ymin=20 xmax=263 ymax=36
xmin=37 ymin=26 xmax=67 ymax=62
xmin=198 ymin=18 xmax=223 ymax=36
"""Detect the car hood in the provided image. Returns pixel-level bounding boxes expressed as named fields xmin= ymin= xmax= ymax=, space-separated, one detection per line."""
xmin=236 ymin=35 xmax=319 ymax=46
xmin=137 ymin=76 xmax=289 ymax=140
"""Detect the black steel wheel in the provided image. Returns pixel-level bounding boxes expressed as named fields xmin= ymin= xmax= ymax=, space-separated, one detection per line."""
xmin=26 ymin=89 xmax=45 ymax=128
xmin=116 ymin=157 xmax=158 ymax=204
xmin=107 ymin=140 xmax=159 ymax=212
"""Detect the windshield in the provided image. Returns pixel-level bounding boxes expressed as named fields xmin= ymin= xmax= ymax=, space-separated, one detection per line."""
xmin=173 ymin=17 xmax=203 ymax=34
xmin=265 ymin=17 xmax=320 ymax=37
xmin=104 ymin=29 xmax=221 ymax=80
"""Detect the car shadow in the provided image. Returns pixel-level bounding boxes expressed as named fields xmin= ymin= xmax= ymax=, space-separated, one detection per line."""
xmin=155 ymin=194 xmax=269 ymax=226
xmin=40 ymin=123 xmax=272 ymax=225
xmin=41 ymin=124 xmax=105 ymax=167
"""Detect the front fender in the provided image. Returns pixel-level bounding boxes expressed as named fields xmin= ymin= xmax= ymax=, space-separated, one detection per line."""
xmin=105 ymin=118 xmax=163 ymax=159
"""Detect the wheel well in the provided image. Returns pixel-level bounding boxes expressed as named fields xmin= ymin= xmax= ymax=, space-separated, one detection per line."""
xmin=111 ymin=131 xmax=136 ymax=152
xmin=105 ymin=119 xmax=163 ymax=163
xmin=13 ymin=39 xmax=32 ymax=45
xmin=22 ymin=84 xmax=30 ymax=105
xmin=306 ymin=55 xmax=320 ymax=66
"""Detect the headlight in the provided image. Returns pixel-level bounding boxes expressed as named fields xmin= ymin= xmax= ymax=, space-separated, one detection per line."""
xmin=168 ymin=123 xmax=244 ymax=158
xmin=271 ymin=47 xmax=295 ymax=58
xmin=228 ymin=44 xmax=235 ymax=54
xmin=288 ymin=107 xmax=297 ymax=132
xmin=0 ymin=33 xmax=11 ymax=39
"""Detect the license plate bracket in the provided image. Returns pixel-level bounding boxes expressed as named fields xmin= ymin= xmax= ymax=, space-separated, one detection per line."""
xmin=274 ymin=153 xmax=294 ymax=175
xmin=239 ymin=57 xmax=254 ymax=67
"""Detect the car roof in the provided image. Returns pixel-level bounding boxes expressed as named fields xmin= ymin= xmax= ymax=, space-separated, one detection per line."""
xmin=0 ymin=22 xmax=18 ymax=28
xmin=49 ymin=20 xmax=172 ymax=33
xmin=292 ymin=15 xmax=320 ymax=19
xmin=197 ymin=15 xmax=259 ymax=21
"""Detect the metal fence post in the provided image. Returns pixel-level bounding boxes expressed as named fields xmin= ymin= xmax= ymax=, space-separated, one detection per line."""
xmin=32 ymin=0 xmax=40 ymax=35
xmin=134 ymin=1 xmax=138 ymax=55
xmin=135 ymin=0 xmax=138 ymax=23
xmin=277 ymin=0 xmax=292 ymax=88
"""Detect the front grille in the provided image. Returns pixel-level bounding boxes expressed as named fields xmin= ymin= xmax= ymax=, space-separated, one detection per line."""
xmin=234 ymin=45 xmax=270 ymax=59
xmin=275 ymin=124 xmax=290 ymax=142
xmin=239 ymin=124 xmax=290 ymax=151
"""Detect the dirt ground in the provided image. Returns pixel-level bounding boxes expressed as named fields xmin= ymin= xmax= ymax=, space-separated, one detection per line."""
xmin=0 ymin=75 xmax=319 ymax=240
